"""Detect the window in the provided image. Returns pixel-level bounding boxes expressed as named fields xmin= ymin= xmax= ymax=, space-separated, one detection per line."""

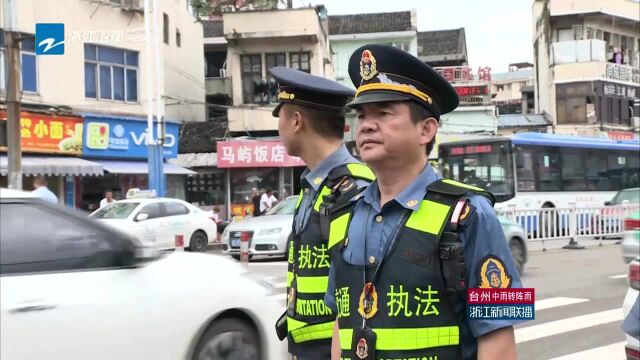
xmin=241 ymin=54 xmax=263 ymax=104
xmin=535 ymin=148 xmax=562 ymax=191
xmin=138 ymin=203 xmax=163 ymax=219
xmin=392 ymin=42 xmax=410 ymax=52
xmin=266 ymin=53 xmax=286 ymax=76
xmin=515 ymin=147 xmax=536 ymax=192
xmin=176 ymin=29 xmax=181 ymax=47
xmin=85 ymin=44 xmax=138 ymax=102
xmin=560 ymin=148 xmax=586 ymax=191
xmin=556 ymin=83 xmax=594 ymax=125
xmin=584 ymin=150 xmax=610 ymax=190
xmin=0 ymin=202 xmax=131 ymax=275
xmin=496 ymin=85 xmax=504 ymax=91
xmin=265 ymin=53 xmax=285 ymax=102
xmin=164 ymin=202 xmax=190 ymax=216
xmin=290 ymin=52 xmax=310 ymax=73
xmin=557 ymin=28 xmax=574 ymax=42
xmin=163 ymin=13 xmax=169 ymax=45
xmin=0 ymin=31 xmax=37 ymax=93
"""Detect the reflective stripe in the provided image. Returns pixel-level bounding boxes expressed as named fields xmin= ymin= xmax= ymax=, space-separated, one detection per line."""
xmin=442 ymin=179 xmax=484 ymax=192
xmin=287 ymin=271 xmax=294 ymax=287
xmin=328 ymin=212 xmax=351 ymax=249
xmin=296 ymin=276 xmax=329 ymax=293
xmin=290 ymin=320 xmax=335 ymax=343
xmin=287 ymin=316 xmax=307 ymax=331
xmin=346 ymin=163 xmax=375 ymax=181
xmin=405 ymin=200 xmax=451 ymax=235
xmin=295 ymin=189 xmax=304 ymax=209
xmin=313 ymin=186 xmax=332 ymax=212
xmin=339 ymin=326 xmax=460 ymax=350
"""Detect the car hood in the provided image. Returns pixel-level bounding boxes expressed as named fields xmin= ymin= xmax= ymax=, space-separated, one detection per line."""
xmin=226 ymin=215 xmax=293 ymax=231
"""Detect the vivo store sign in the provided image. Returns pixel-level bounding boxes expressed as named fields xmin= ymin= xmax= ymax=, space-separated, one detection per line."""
xmin=82 ymin=116 xmax=179 ymax=159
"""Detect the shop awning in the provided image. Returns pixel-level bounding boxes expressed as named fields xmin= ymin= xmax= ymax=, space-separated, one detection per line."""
xmin=96 ymin=160 xmax=197 ymax=175
xmin=0 ymin=156 xmax=104 ymax=176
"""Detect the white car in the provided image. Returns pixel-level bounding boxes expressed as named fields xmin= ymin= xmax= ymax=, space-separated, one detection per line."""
xmin=0 ymin=188 xmax=283 ymax=360
xmin=91 ymin=196 xmax=216 ymax=252
xmin=623 ymin=257 xmax=640 ymax=360
xmin=223 ymin=196 xmax=297 ymax=260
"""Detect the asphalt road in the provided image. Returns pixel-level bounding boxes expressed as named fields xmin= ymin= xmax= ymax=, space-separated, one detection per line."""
xmin=224 ymin=239 xmax=631 ymax=359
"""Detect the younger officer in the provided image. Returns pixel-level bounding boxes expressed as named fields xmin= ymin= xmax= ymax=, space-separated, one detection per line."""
xmin=324 ymin=45 xmax=526 ymax=360
xmin=270 ymin=67 xmax=375 ymax=360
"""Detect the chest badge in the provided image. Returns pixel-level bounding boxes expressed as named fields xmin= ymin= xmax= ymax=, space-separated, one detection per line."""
xmin=313 ymin=177 xmax=323 ymax=185
xmin=356 ymin=338 xmax=369 ymax=359
xmin=358 ymin=282 xmax=378 ymax=319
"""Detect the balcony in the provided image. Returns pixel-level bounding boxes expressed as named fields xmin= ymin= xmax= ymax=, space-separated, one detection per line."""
xmin=206 ymin=77 xmax=232 ymax=97
xmin=551 ymin=40 xmax=640 ymax=85
xmin=222 ymin=8 xmax=323 ymax=42
xmin=228 ymin=106 xmax=278 ymax=132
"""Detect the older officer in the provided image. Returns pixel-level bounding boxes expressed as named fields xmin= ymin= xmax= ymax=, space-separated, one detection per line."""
xmin=270 ymin=67 xmax=375 ymax=360
xmin=324 ymin=45 xmax=526 ymax=360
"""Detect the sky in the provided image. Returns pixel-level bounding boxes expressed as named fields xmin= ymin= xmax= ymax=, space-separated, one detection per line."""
xmin=297 ymin=0 xmax=534 ymax=74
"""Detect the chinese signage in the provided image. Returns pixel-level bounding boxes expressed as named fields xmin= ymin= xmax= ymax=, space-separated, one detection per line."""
xmin=606 ymin=131 xmax=638 ymax=141
xmin=434 ymin=66 xmax=492 ymax=83
xmin=467 ymin=288 xmax=535 ymax=320
xmin=606 ymin=63 xmax=640 ymax=85
xmin=82 ymin=116 xmax=180 ymax=159
xmin=454 ymin=85 xmax=489 ymax=97
xmin=216 ymin=140 xmax=306 ymax=168
xmin=597 ymin=81 xmax=638 ymax=99
xmin=0 ymin=111 xmax=84 ymax=154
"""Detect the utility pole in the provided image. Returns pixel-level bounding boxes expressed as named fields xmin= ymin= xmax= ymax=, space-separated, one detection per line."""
xmin=3 ymin=0 xmax=22 ymax=190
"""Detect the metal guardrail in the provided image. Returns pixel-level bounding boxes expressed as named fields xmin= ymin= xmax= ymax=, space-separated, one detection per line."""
xmin=498 ymin=203 xmax=639 ymax=249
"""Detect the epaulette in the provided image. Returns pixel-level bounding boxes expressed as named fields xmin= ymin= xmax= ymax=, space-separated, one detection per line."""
xmin=427 ymin=179 xmax=495 ymax=206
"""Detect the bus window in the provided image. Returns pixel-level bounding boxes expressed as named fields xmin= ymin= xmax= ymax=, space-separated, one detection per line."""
xmin=515 ymin=147 xmax=535 ymax=192
xmin=585 ymin=150 xmax=609 ymax=191
xmin=536 ymin=148 xmax=561 ymax=192
xmin=560 ymin=148 xmax=586 ymax=191
xmin=606 ymin=152 xmax=627 ymax=190
xmin=624 ymin=152 xmax=640 ymax=188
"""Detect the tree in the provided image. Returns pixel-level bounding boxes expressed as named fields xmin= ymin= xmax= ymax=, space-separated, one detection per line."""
xmin=190 ymin=0 xmax=286 ymax=18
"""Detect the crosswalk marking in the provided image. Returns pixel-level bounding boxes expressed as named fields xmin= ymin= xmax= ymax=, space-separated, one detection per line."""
xmin=515 ymin=308 xmax=623 ymax=343
xmin=608 ymin=274 xmax=628 ymax=279
xmin=272 ymin=293 xmax=287 ymax=301
xmin=273 ymin=281 xmax=287 ymax=289
xmin=534 ymin=297 xmax=589 ymax=310
xmin=548 ymin=341 xmax=626 ymax=360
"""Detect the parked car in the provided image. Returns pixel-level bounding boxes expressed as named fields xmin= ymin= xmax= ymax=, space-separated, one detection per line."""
xmin=597 ymin=188 xmax=640 ymax=237
xmin=623 ymin=211 xmax=640 ymax=263
xmin=623 ymin=257 xmax=640 ymax=360
xmin=90 ymin=190 xmax=216 ymax=252
xmin=223 ymin=196 xmax=528 ymax=272
xmin=0 ymin=188 xmax=282 ymax=360
xmin=222 ymin=196 xmax=297 ymax=260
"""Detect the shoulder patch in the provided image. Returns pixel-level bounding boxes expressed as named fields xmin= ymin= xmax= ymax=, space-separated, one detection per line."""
xmin=478 ymin=256 xmax=512 ymax=289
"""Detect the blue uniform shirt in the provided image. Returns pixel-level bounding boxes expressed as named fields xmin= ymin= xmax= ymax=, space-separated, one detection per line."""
xmin=294 ymin=144 xmax=364 ymax=233
xmin=325 ymin=164 xmax=526 ymax=355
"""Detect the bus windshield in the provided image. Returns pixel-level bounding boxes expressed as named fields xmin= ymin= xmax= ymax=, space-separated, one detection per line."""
xmin=439 ymin=141 xmax=515 ymax=202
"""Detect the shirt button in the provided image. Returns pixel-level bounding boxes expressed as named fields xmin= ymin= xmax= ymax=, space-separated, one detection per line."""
xmin=304 ymin=188 xmax=309 ymax=194
xmin=368 ymin=256 xmax=376 ymax=264
xmin=375 ymin=215 xmax=383 ymax=223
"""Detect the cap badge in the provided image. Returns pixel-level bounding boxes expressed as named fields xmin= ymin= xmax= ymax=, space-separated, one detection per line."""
xmin=359 ymin=49 xmax=378 ymax=81
xmin=278 ymin=91 xmax=295 ymax=100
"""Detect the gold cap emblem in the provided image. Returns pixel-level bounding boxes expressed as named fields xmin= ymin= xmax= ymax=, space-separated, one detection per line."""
xmin=359 ymin=50 xmax=378 ymax=81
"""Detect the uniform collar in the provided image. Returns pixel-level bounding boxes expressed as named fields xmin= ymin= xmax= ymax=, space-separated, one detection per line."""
xmin=362 ymin=163 xmax=440 ymax=211
xmin=301 ymin=144 xmax=353 ymax=191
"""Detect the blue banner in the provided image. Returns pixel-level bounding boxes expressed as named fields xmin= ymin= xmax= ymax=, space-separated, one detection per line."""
xmin=81 ymin=114 xmax=179 ymax=159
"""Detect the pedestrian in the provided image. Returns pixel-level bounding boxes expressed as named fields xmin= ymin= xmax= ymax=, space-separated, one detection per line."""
xmin=251 ymin=187 xmax=261 ymax=217
xmin=270 ymin=66 xmax=375 ymax=360
xmin=324 ymin=44 xmax=526 ymax=360
xmin=99 ymin=190 xmax=116 ymax=208
xmin=31 ymin=176 xmax=58 ymax=204
xmin=259 ymin=188 xmax=278 ymax=214
xmin=211 ymin=206 xmax=226 ymax=242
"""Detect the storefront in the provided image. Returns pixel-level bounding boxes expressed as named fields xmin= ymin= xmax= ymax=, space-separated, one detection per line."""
xmin=216 ymin=139 xmax=305 ymax=220
xmin=79 ymin=113 xmax=195 ymax=211
xmin=0 ymin=110 xmax=103 ymax=207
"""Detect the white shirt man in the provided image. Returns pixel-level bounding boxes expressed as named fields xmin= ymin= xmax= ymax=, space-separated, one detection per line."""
xmin=99 ymin=191 xmax=115 ymax=208
xmin=259 ymin=191 xmax=277 ymax=213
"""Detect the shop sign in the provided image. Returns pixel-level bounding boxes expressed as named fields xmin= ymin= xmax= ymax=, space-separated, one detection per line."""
xmin=216 ymin=140 xmax=305 ymax=168
xmin=0 ymin=111 xmax=84 ymax=155
xmin=82 ymin=116 xmax=180 ymax=159
xmin=600 ymin=82 xmax=638 ymax=99
xmin=606 ymin=131 xmax=638 ymax=141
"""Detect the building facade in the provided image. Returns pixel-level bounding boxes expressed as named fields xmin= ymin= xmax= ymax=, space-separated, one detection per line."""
xmin=0 ymin=0 xmax=203 ymax=206
xmin=492 ymin=63 xmax=535 ymax=115
xmin=533 ymin=0 xmax=640 ymax=138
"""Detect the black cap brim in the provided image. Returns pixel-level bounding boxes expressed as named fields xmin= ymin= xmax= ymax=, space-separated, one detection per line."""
xmin=346 ymin=91 xmax=413 ymax=109
xmin=272 ymin=102 xmax=285 ymax=117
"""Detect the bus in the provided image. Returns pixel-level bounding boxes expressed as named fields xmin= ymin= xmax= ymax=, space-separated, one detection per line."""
xmin=438 ymin=132 xmax=640 ymax=213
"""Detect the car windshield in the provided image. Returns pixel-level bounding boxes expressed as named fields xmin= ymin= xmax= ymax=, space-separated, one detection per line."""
xmin=264 ymin=196 xmax=297 ymax=216
xmin=91 ymin=202 xmax=140 ymax=219
xmin=611 ymin=189 xmax=640 ymax=204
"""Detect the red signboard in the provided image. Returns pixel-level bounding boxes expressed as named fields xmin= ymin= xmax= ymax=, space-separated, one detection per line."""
xmin=450 ymin=145 xmax=493 ymax=155
xmin=607 ymin=131 xmax=637 ymax=140
xmin=0 ymin=111 xmax=84 ymax=154
xmin=216 ymin=140 xmax=306 ymax=168
xmin=454 ymin=86 xmax=489 ymax=97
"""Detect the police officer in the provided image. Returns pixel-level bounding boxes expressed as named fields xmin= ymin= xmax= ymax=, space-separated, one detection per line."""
xmin=324 ymin=45 xmax=526 ymax=360
xmin=270 ymin=67 xmax=375 ymax=360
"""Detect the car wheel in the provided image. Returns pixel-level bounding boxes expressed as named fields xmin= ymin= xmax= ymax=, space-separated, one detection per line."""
xmin=189 ymin=231 xmax=208 ymax=252
xmin=193 ymin=318 xmax=261 ymax=360
xmin=509 ymin=238 xmax=525 ymax=275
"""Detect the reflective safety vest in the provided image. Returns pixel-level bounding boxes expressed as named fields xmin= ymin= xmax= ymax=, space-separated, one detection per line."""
xmin=287 ymin=162 xmax=375 ymax=358
xmin=328 ymin=179 xmax=493 ymax=360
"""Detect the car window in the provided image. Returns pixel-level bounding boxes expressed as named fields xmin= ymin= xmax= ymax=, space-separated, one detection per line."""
xmin=164 ymin=201 xmax=190 ymax=216
xmin=265 ymin=196 xmax=297 ymax=216
xmin=0 ymin=202 xmax=134 ymax=275
xmin=91 ymin=202 xmax=140 ymax=219
xmin=139 ymin=203 xmax=163 ymax=219
xmin=612 ymin=189 xmax=640 ymax=204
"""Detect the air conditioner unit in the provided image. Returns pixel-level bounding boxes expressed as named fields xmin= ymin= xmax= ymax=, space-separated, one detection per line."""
xmin=122 ymin=0 xmax=143 ymax=12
